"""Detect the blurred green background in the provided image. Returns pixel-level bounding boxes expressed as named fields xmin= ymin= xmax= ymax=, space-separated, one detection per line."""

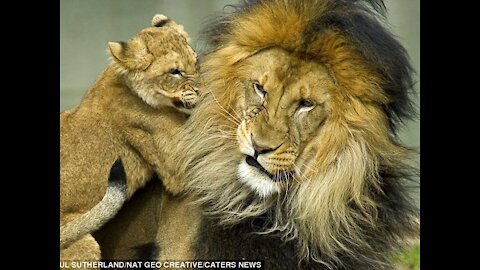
xmin=60 ymin=0 xmax=419 ymax=205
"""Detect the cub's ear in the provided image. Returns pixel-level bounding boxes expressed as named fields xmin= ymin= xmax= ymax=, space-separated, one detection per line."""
xmin=151 ymin=14 xmax=190 ymax=43
xmin=152 ymin=14 xmax=170 ymax=27
xmin=108 ymin=41 xmax=125 ymax=62
xmin=108 ymin=40 xmax=153 ymax=70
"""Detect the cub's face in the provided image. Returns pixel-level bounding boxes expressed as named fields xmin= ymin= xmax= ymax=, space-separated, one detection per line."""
xmin=138 ymin=32 xmax=198 ymax=114
xmin=109 ymin=15 xmax=200 ymax=114
xmin=234 ymin=48 xmax=334 ymax=197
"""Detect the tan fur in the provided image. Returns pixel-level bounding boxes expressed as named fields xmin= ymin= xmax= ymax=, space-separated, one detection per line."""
xmin=60 ymin=14 xmax=199 ymax=265
xmin=154 ymin=193 xmax=203 ymax=261
xmin=60 ymin=234 xmax=100 ymax=270
xmin=60 ymin=166 xmax=126 ymax=249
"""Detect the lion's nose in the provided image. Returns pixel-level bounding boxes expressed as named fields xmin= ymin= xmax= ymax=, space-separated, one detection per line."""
xmin=251 ymin=134 xmax=282 ymax=158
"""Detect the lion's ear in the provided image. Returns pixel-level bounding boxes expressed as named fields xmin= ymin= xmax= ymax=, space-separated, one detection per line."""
xmin=108 ymin=40 xmax=153 ymax=70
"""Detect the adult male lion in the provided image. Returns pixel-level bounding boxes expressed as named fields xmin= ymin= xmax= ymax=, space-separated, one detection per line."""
xmin=98 ymin=0 xmax=419 ymax=269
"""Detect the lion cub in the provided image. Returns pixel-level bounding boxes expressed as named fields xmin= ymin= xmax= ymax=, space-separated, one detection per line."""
xmin=60 ymin=14 xmax=199 ymax=266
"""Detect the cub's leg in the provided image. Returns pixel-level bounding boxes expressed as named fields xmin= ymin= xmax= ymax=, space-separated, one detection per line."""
xmin=60 ymin=159 xmax=127 ymax=269
xmin=60 ymin=233 xmax=100 ymax=270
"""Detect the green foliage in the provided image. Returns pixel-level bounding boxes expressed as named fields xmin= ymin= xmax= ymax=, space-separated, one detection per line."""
xmin=394 ymin=242 xmax=420 ymax=270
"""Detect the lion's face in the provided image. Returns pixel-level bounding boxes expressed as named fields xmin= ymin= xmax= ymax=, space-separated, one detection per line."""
xmin=234 ymin=48 xmax=333 ymax=197
xmin=109 ymin=15 xmax=200 ymax=114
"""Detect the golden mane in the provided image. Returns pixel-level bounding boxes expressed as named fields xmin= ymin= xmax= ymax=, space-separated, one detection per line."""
xmin=171 ymin=0 xmax=418 ymax=268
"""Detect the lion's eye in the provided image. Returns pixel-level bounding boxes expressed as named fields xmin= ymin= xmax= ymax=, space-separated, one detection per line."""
xmin=298 ymin=99 xmax=315 ymax=112
xmin=170 ymin=69 xmax=183 ymax=77
xmin=254 ymin=83 xmax=267 ymax=99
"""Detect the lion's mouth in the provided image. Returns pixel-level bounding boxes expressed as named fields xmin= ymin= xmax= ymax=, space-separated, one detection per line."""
xmin=245 ymin=155 xmax=291 ymax=182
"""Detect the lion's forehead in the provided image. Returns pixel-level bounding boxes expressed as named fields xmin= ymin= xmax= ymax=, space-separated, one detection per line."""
xmin=245 ymin=49 xmax=333 ymax=102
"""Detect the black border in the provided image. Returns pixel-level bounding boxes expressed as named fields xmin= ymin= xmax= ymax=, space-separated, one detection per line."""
xmin=419 ymin=0 xmax=469 ymax=268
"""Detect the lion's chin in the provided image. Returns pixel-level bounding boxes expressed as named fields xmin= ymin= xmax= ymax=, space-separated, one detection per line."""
xmin=238 ymin=161 xmax=280 ymax=198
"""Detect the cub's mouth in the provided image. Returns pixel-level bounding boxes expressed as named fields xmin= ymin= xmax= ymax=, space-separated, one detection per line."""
xmin=173 ymin=100 xmax=194 ymax=110
xmin=244 ymin=155 xmax=291 ymax=182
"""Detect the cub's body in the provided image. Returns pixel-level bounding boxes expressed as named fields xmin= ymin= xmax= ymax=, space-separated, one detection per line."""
xmin=60 ymin=15 xmax=199 ymax=268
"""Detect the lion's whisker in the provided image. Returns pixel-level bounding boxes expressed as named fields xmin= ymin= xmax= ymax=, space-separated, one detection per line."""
xmin=211 ymin=92 xmax=241 ymax=124
xmin=226 ymin=102 xmax=243 ymax=121
xmin=215 ymin=110 xmax=241 ymax=127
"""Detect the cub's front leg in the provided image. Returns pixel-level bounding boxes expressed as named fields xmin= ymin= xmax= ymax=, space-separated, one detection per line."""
xmin=60 ymin=234 xmax=100 ymax=270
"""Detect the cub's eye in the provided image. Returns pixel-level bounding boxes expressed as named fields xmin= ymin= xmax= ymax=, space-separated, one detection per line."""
xmin=298 ymin=99 xmax=315 ymax=112
xmin=170 ymin=69 xmax=182 ymax=76
xmin=253 ymin=83 xmax=267 ymax=99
